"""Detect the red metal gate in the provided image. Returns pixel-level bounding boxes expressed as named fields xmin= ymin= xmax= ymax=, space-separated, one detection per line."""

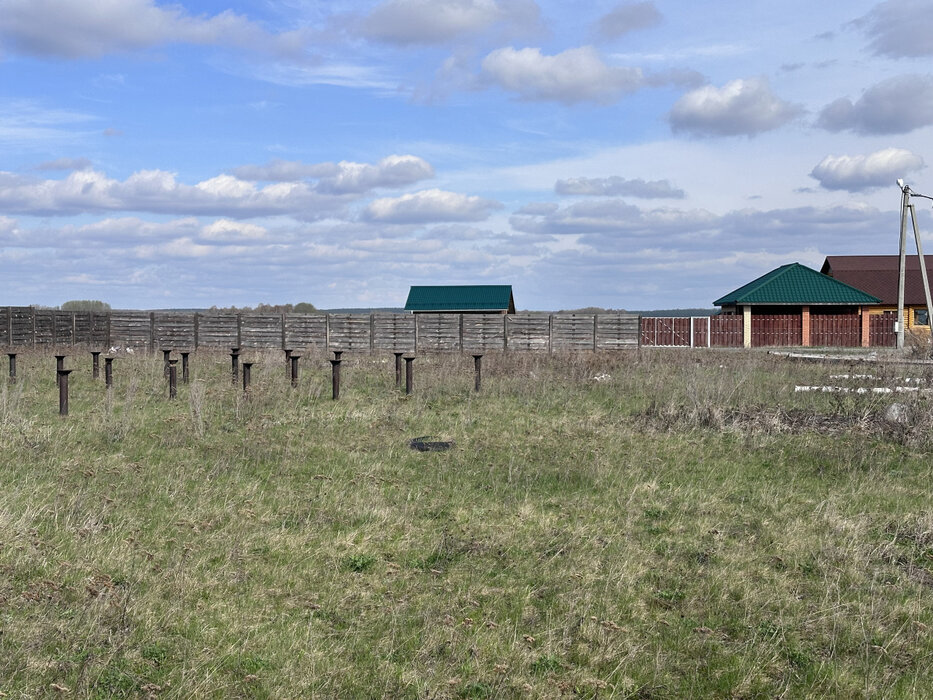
xmin=640 ymin=317 xmax=692 ymax=346
xmin=810 ymin=314 xmax=860 ymax=347
xmin=709 ymin=316 xmax=743 ymax=347
xmin=751 ymin=314 xmax=801 ymax=347
xmin=869 ymin=313 xmax=895 ymax=347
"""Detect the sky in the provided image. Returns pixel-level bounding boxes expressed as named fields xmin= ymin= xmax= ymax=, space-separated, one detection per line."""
xmin=2 ymin=0 xmax=933 ymax=311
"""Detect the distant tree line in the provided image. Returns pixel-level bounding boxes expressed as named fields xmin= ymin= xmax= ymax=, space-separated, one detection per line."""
xmin=207 ymin=302 xmax=317 ymax=313
xmin=59 ymin=300 xmax=112 ymax=312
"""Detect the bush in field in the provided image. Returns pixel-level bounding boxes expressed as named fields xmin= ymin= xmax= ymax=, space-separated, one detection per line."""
xmin=60 ymin=299 xmax=111 ymax=311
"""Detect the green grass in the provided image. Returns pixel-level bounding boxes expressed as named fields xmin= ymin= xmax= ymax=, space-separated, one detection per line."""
xmin=0 ymin=348 xmax=932 ymax=697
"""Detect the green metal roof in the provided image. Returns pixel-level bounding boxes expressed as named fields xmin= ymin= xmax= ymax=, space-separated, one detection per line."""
xmin=405 ymin=285 xmax=515 ymax=312
xmin=713 ymin=263 xmax=881 ymax=306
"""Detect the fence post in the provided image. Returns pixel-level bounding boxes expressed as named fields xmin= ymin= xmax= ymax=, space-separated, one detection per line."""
xmin=242 ymin=361 xmax=252 ymax=394
xmin=149 ymin=312 xmax=155 ymax=353
xmin=405 ymin=356 xmax=414 ymax=395
xmin=194 ymin=313 xmax=200 ymax=349
xmin=690 ymin=317 xmax=695 ymax=348
xmin=331 ymin=358 xmax=341 ymax=400
xmin=58 ymin=369 xmax=72 ymax=416
xmin=230 ymin=348 xmax=240 ymax=385
xmin=168 ymin=360 xmax=178 ymax=399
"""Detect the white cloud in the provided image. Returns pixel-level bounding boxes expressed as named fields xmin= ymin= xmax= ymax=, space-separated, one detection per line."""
xmin=669 ymin=77 xmax=803 ymax=137
xmin=363 ymin=188 xmax=502 ymax=223
xmin=0 ymin=0 xmax=306 ymax=59
xmin=481 ymin=46 xmax=642 ymax=103
xmin=319 ymin=156 xmax=436 ymax=193
xmin=200 ymin=219 xmax=269 ymax=242
xmin=555 ymin=176 xmax=684 ymax=198
xmin=511 ymin=198 xmax=717 ymax=235
xmin=0 ymin=168 xmax=352 ymax=218
xmin=809 ymin=148 xmax=925 ymax=191
xmin=231 ymin=155 xmax=434 ymax=194
xmin=359 ymin=0 xmax=539 ymax=45
xmin=817 ymin=75 xmax=933 ymax=135
xmin=854 ymin=0 xmax=933 ymax=58
xmin=595 ymin=2 xmax=661 ymax=41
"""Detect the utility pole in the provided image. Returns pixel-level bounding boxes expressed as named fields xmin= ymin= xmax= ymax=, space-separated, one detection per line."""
xmin=896 ymin=179 xmax=933 ymax=352
xmin=897 ymin=180 xmax=908 ymax=349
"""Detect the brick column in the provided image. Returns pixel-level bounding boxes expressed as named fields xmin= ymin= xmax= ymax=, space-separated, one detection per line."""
xmin=743 ymin=306 xmax=752 ymax=348
xmin=860 ymin=307 xmax=870 ymax=348
xmin=801 ymin=306 xmax=810 ymax=347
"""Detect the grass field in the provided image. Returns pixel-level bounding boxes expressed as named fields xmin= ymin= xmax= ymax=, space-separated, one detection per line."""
xmin=1 ymin=348 xmax=932 ymax=698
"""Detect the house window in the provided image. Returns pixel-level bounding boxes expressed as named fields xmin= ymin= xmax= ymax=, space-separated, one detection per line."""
xmin=915 ymin=309 xmax=930 ymax=326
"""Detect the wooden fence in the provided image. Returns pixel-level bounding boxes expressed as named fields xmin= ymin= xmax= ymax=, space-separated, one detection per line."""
xmin=1 ymin=307 xmax=902 ymax=352
xmin=0 ymin=308 xmax=639 ymax=353
xmin=640 ymin=316 xmax=744 ymax=348
xmin=641 ymin=313 xmax=896 ymax=348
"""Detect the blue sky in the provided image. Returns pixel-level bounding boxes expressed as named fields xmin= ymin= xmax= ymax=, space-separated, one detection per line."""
xmin=2 ymin=0 xmax=933 ymax=310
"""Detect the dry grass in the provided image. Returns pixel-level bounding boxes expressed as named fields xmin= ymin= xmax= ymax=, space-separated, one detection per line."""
xmin=0 ymin=347 xmax=932 ymax=698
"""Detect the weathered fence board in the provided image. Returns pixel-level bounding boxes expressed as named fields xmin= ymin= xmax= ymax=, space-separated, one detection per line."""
xmin=372 ymin=313 xmax=416 ymax=351
xmin=0 ymin=307 xmax=9 ymax=346
xmin=552 ymin=314 xmax=596 ymax=351
xmin=284 ymin=313 xmax=327 ymax=349
xmin=0 ymin=308 xmax=641 ymax=352
xmin=34 ymin=310 xmax=55 ymax=345
xmin=10 ymin=307 xmax=34 ymax=345
xmin=240 ymin=313 xmax=283 ymax=348
xmin=328 ymin=314 xmax=371 ymax=351
xmin=596 ymin=314 xmax=640 ymax=349
xmin=416 ymin=314 xmax=461 ymax=351
xmin=109 ymin=311 xmax=152 ymax=348
xmin=196 ymin=313 xmax=239 ymax=348
xmin=462 ymin=314 xmax=506 ymax=351
xmin=153 ymin=313 xmax=197 ymax=349
xmin=506 ymin=315 xmax=550 ymax=351
xmin=54 ymin=311 xmax=74 ymax=346
xmin=74 ymin=312 xmax=109 ymax=347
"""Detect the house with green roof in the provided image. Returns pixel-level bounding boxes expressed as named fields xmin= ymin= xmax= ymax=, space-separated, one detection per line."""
xmin=404 ymin=285 xmax=516 ymax=314
xmin=714 ymin=263 xmax=881 ymax=347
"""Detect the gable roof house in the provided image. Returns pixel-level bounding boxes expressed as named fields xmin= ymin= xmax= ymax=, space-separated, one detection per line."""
xmin=713 ymin=262 xmax=881 ymax=347
xmin=821 ymin=255 xmax=933 ymax=329
xmin=404 ymin=285 xmax=515 ymax=314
